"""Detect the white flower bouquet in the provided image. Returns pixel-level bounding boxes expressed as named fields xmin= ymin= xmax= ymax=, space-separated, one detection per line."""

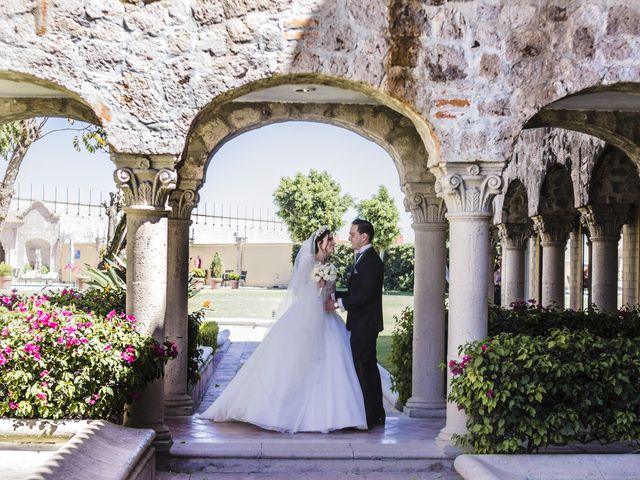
xmin=312 ymin=263 xmax=337 ymax=296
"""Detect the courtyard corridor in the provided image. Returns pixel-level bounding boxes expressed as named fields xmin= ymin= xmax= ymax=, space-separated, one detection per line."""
xmin=159 ymin=339 xmax=461 ymax=480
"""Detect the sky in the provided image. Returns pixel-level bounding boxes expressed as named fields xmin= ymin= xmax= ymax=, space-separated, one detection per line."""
xmin=8 ymin=117 xmax=414 ymax=242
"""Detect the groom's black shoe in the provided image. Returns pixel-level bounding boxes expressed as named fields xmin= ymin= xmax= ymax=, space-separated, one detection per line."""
xmin=367 ymin=412 xmax=386 ymax=429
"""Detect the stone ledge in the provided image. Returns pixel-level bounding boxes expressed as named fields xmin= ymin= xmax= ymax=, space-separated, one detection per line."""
xmin=454 ymin=454 xmax=640 ymax=480
xmin=0 ymin=419 xmax=155 ymax=480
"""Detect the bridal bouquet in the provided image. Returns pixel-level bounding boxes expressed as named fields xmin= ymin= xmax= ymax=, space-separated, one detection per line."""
xmin=312 ymin=263 xmax=337 ymax=296
xmin=312 ymin=263 xmax=337 ymax=283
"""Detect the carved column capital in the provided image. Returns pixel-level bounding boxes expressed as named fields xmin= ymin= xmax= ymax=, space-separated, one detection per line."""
xmin=402 ymin=182 xmax=446 ymax=225
xmin=113 ymin=154 xmax=178 ymax=211
xmin=532 ymin=214 xmax=574 ymax=244
xmin=579 ymin=204 xmax=630 ymax=240
xmin=497 ymin=223 xmax=532 ymax=249
xmin=433 ymin=162 xmax=504 ymax=215
xmin=168 ymin=189 xmax=199 ymax=221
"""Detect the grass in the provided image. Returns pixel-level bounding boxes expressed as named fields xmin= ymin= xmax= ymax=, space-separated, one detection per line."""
xmin=189 ymin=287 xmax=413 ymax=371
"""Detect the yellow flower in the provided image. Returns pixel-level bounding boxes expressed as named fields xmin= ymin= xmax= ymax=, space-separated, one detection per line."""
xmin=202 ymin=300 xmax=211 ymax=309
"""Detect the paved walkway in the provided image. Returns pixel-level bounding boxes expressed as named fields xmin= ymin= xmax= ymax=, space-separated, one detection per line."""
xmin=161 ymin=329 xmax=461 ymax=480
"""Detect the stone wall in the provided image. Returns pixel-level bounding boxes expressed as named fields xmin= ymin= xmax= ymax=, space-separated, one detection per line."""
xmin=0 ymin=0 xmax=638 ymax=166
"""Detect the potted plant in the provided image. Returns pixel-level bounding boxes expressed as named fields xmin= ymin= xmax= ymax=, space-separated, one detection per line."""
xmin=192 ymin=268 xmax=206 ymax=288
xmin=0 ymin=262 xmax=13 ymax=289
xmin=209 ymin=252 xmax=223 ymax=289
xmin=228 ymin=271 xmax=240 ymax=289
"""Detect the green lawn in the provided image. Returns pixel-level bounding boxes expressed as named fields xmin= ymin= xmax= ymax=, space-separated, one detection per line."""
xmin=189 ymin=288 xmax=412 ymax=371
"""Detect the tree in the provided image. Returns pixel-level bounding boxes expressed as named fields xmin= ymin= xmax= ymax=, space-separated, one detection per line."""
xmin=273 ymin=169 xmax=352 ymax=242
xmin=0 ymin=118 xmax=107 ymax=224
xmin=355 ymin=185 xmax=400 ymax=257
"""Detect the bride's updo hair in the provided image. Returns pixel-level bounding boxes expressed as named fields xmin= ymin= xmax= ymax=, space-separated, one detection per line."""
xmin=313 ymin=225 xmax=331 ymax=253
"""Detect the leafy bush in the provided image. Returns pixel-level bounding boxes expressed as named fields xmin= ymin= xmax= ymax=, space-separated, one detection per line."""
xmin=191 ymin=268 xmax=206 ymax=279
xmin=389 ymin=307 xmax=413 ymax=406
xmin=187 ymin=309 xmax=205 ymax=388
xmin=383 ymin=244 xmax=414 ymax=292
xmin=47 ymin=288 xmax=126 ymax=318
xmin=40 ymin=265 xmax=49 ymax=274
xmin=199 ymin=321 xmax=219 ymax=350
xmin=332 ymin=243 xmax=355 ymax=289
xmin=0 ymin=262 xmax=13 ymax=277
xmin=84 ymin=255 xmax=126 ymax=291
xmin=22 ymin=263 xmax=32 ymax=273
xmin=210 ymin=253 xmax=223 ymax=279
xmin=448 ymin=329 xmax=640 ymax=453
xmin=227 ymin=271 xmax=240 ymax=281
xmin=0 ymin=294 xmax=177 ymax=421
xmin=489 ymin=302 xmax=640 ymax=338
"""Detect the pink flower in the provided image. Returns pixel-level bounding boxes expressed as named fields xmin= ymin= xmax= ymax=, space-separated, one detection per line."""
xmin=40 ymin=370 xmax=49 ymax=378
xmin=8 ymin=401 xmax=18 ymax=410
xmin=24 ymin=342 xmax=41 ymax=360
xmin=487 ymin=389 xmax=495 ymax=398
xmin=481 ymin=345 xmax=488 ymax=353
xmin=40 ymin=381 xmax=49 ymax=388
xmin=36 ymin=392 xmax=47 ymax=401
xmin=0 ymin=353 xmax=7 ymax=365
xmin=1 ymin=327 xmax=8 ymax=337
xmin=4 ymin=346 xmax=12 ymax=354
xmin=104 ymin=344 xmax=112 ymax=351
xmin=126 ymin=314 xmax=136 ymax=323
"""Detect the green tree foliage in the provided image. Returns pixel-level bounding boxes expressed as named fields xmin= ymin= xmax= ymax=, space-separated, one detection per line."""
xmin=273 ymin=169 xmax=352 ymax=242
xmin=383 ymin=244 xmax=414 ymax=291
xmin=355 ymin=185 xmax=400 ymax=255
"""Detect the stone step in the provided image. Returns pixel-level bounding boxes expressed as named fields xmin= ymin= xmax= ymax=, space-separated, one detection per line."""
xmin=158 ymin=440 xmax=460 ymax=477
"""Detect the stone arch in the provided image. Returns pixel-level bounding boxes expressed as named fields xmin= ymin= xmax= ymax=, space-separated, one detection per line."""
xmin=0 ymin=71 xmax=102 ymax=125
xmin=588 ymin=145 xmax=640 ymax=207
xmin=179 ymin=98 xmax=434 ymax=195
xmin=539 ymin=165 xmax=576 ymax=217
xmin=501 ymin=180 xmax=529 ymax=225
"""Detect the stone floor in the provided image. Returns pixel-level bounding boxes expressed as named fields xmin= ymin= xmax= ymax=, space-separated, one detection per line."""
xmin=160 ymin=332 xmax=461 ymax=479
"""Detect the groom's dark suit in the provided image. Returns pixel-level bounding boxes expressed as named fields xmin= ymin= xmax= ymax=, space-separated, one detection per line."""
xmin=335 ymin=246 xmax=385 ymax=428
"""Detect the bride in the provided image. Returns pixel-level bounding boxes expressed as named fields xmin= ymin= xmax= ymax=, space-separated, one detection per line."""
xmin=200 ymin=226 xmax=367 ymax=433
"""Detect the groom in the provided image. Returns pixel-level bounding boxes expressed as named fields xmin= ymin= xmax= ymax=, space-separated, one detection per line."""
xmin=325 ymin=219 xmax=385 ymax=429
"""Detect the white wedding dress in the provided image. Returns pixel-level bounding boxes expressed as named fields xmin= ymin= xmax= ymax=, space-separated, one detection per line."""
xmin=200 ymin=237 xmax=367 ymax=433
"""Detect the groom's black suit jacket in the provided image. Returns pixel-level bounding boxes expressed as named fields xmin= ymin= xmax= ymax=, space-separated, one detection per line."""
xmin=335 ymin=247 xmax=384 ymax=334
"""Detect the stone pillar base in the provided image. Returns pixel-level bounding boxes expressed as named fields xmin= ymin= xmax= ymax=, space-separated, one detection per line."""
xmin=435 ymin=428 xmax=465 ymax=456
xmin=164 ymin=394 xmax=194 ymax=417
xmin=404 ymin=397 xmax=446 ymax=418
xmin=151 ymin=423 xmax=173 ymax=453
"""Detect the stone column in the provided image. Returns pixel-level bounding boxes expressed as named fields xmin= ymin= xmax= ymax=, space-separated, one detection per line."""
xmin=114 ymin=155 xmax=177 ymax=452
xmin=402 ymin=183 xmax=447 ymax=418
xmin=532 ymin=215 xmax=573 ymax=309
xmin=164 ymin=189 xmax=199 ymax=416
xmin=622 ymin=207 xmax=640 ymax=306
xmin=433 ymin=163 xmax=503 ymax=453
xmin=568 ymin=225 xmax=584 ymax=310
xmin=527 ymin=234 xmax=540 ymax=303
xmin=579 ymin=205 xmax=629 ymax=312
xmin=497 ymin=223 xmax=530 ymax=307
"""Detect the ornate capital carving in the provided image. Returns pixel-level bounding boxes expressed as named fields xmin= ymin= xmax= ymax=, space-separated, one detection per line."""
xmin=497 ymin=223 xmax=532 ymax=249
xmin=579 ymin=204 xmax=630 ymax=240
xmin=168 ymin=189 xmax=199 ymax=220
xmin=433 ymin=162 xmax=504 ymax=215
xmin=532 ymin=214 xmax=574 ymax=244
xmin=114 ymin=167 xmax=177 ymax=209
xmin=402 ymin=182 xmax=446 ymax=225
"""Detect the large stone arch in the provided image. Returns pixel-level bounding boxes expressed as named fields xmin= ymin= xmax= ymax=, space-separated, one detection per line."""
xmin=0 ymin=71 xmax=103 ymax=125
xmin=178 ymin=99 xmax=434 ymax=194
xmin=588 ymin=145 xmax=640 ymax=207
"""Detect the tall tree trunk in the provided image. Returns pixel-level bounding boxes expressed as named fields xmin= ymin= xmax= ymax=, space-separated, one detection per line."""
xmin=0 ymin=118 xmax=46 ymax=223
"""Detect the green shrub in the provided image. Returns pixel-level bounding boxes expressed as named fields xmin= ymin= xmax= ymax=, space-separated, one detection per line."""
xmin=383 ymin=244 xmax=414 ymax=292
xmin=227 ymin=271 xmax=240 ymax=281
xmin=199 ymin=321 xmax=219 ymax=350
xmin=489 ymin=302 xmax=640 ymax=338
xmin=0 ymin=294 xmax=177 ymax=421
xmin=187 ymin=309 xmax=205 ymax=388
xmin=210 ymin=253 xmax=223 ymax=279
xmin=448 ymin=329 xmax=640 ymax=453
xmin=331 ymin=243 xmax=355 ymax=289
xmin=0 ymin=262 xmax=13 ymax=277
xmin=389 ymin=307 xmax=413 ymax=406
xmin=40 ymin=265 xmax=49 ymax=274
xmin=191 ymin=268 xmax=206 ymax=278
xmin=47 ymin=287 xmax=126 ymax=318
xmin=21 ymin=263 xmax=32 ymax=273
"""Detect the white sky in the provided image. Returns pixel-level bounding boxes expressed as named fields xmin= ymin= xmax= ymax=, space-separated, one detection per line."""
xmin=9 ymin=117 xmax=414 ymax=242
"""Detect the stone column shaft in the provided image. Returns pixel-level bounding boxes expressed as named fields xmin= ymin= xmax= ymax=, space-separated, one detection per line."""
xmin=568 ymin=227 xmax=584 ymax=310
xmin=115 ymin=156 xmax=177 ymax=452
xmin=402 ymin=185 xmax=447 ymax=418
xmin=532 ymin=215 xmax=573 ymax=309
xmin=622 ymin=208 xmax=640 ymax=305
xmin=580 ymin=205 xmax=628 ymax=312
xmin=527 ymin=235 xmax=541 ymax=303
xmin=497 ymin=223 xmax=530 ymax=307
xmin=164 ymin=218 xmax=194 ymax=416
